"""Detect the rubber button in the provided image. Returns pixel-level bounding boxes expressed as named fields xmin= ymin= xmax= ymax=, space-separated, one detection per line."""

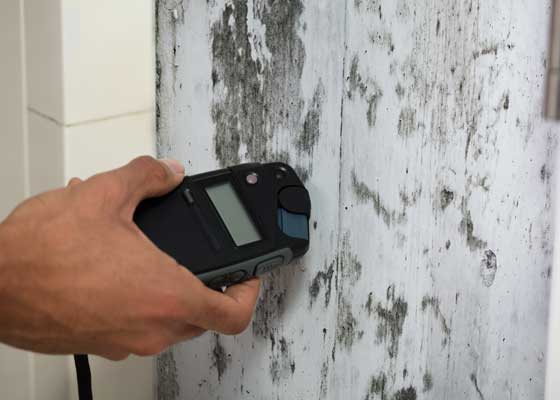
xmin=255 ymin=256 xmax=284 ymax=275
xmin=209 ymin=270 xmax=247 ymax=288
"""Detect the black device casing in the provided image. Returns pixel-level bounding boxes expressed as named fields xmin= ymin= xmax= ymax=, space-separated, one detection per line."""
xmin=133 ymin=162 xmax=310 ymax=288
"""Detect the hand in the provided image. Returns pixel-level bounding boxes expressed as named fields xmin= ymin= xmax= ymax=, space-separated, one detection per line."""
xmin=0 ymin=156 xmax=260 ymax=360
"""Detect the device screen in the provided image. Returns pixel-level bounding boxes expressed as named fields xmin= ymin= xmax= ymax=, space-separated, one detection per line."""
xmin=205 ymin=181 xmax=262 ymax=246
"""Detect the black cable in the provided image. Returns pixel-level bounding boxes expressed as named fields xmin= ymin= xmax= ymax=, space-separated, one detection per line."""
xmin=74 ymin=354 xmax=93 ymax=400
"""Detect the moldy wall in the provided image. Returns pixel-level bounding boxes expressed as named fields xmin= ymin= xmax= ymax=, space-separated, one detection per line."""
xmin=156 ymin=0 xmax=558 ymax=399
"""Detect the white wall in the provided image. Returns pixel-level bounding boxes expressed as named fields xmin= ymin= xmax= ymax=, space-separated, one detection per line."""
xmin=0 ymin=0 xmax=156 ymax=399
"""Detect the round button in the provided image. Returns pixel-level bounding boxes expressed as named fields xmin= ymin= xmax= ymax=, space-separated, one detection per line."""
xmin=246 ymin=172 xmax=259 ymax=185
xmin=275 ymin=167 xmax=287 ymax=180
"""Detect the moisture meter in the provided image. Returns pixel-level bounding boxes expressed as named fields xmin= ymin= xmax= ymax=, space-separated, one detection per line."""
xmin=133 ymin=162 xmax=311 ymax=288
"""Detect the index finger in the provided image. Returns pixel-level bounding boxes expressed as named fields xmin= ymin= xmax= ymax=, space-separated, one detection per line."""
xmin=188 ymin=278 xmax=261 ymax=335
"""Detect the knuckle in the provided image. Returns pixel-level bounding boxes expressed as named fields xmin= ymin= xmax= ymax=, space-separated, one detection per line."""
xmin=133 ymin=156 xmax=169 ymax=183
xmin=223 ymin=316 xmax=251 ymax=336
xmin=131 ymin=336 xmax=169 ymax=356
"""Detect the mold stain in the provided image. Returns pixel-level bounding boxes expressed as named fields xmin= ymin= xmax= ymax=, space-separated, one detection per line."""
xmin=364 ymin=373 xmax=387 ymax=400
xmin=470 ymin=372 xmax=486 ymax=400
xmin=336 ymin=297 xmax=363 ymax=350
xmin=269 ymin=337 xmax=296 ymax=384
xmin=296 ymin=81 xmax=325 ymax=155
xmin=351 ymin=171 xmax=407 ymax=227
xmin=439 ymin=188 xmax=455 ymax=210
xmin=347 ymin=54 xmax=383 ymax=128
xmin=211 ymin=334 xmax=230 ymax=381
xmin=397 ymin=107 xmax=417 ymax=137
xmin=309 ymin=260 xmax=335 ymax=307
xmin=340 ymin=234 xmax=363 ymax=283
xmin=319 ymin=360 xmax=329 ymax=397
xmin=480 ymin=249 xmax=498 ymax=287
xmin=156 ymin=350 xmax=180 ymax=400
xmin=421 ymin=295 xmax=451 ymax=343
xmin=459 ymin=199 xmax=488 ymax=251
xmin=392 ymin=386 xmax=417 ymax=400
xmin=423 ymin=371 xmax=433 ymax=392
xmin=210 ymin=0 xmax=306 ymax=166
xmin=374 ymin=285 xmax=408 ymax=358
xmin=252 ymin=280 xmax=287 ymax=339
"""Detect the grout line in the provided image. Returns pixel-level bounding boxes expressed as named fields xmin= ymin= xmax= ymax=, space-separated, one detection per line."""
xmin=19 ymin=0 xmax=30 ymax=199
xmin=27 ymin=107 xmax=155 ymax=129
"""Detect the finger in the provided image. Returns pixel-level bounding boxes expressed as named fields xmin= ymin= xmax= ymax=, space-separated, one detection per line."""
xmin=189 ymin=278 xmax=261 ymax=335
xmin=97 ymin=351 xmax=129 ymax=361
xmin=112 ymin=156 xmax=184 ymax=209
xmin=67 ymin=177 xmax=83 ymax=187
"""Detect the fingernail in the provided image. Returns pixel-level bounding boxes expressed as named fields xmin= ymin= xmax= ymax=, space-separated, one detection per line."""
xmin=160 ymin=158 xmax=185 ymax=175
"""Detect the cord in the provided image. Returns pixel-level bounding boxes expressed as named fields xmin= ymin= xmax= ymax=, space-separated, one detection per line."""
xmin=74 ymin=354 xmax=93 ymax=400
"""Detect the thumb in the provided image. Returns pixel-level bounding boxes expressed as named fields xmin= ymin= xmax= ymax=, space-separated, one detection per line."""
xmin=113 ymin=156 xmax=184 ymax=210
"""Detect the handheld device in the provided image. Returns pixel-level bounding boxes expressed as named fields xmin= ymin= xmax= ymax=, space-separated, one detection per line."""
xmin=133 ymin=162 xmax=311 ymax=288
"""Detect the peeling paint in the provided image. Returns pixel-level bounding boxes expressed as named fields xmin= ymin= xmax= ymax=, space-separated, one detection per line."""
xmin=480 ymin=250 xmax=498 ymax=287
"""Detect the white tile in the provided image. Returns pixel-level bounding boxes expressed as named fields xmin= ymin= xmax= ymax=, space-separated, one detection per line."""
xmin=0 ymin=345 xmax=31 ymax=400
xmin=69 ymin=356 xmax=154 ymax=400
xmin=61 ymin=0 xmax=155 ymax=125
xmin=24 ymin=0 xmax=64 ymax=122
xmin=0 ymin=0 xmax=27 ymax=219
xmin=33 ymin=355 xmax=71 ymax=400
xmin=64 ymin=111 xmax=155 ymax=180
xmin=28 ymin=112 xmax=65 ymax=195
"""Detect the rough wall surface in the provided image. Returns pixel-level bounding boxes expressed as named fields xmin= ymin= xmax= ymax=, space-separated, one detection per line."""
xmin=156 ymin=1 xmax=558 ymax=399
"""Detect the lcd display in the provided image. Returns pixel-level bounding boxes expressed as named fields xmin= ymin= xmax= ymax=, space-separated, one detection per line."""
xmin=206 ymin=182 xmax=261 ymax=246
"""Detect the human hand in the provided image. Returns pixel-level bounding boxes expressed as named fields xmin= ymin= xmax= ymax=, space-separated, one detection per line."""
xmin=0 ymin=156 xmax=260 ymax=360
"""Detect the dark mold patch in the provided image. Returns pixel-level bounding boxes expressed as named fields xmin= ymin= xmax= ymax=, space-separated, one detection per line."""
xmin=459 ymin=200 xmax=488 ymax=251
xmin=156 ymin=350 xmax=180 ymax=400
xmin=252 ymin=280 xmax=287 ymax=339
xmin=336 ymin=297 xmax=363 ymax=350
xmin=480 ymin=249 xmax=498 ymax=287
xmin=309 ymin=260 xmax=335 ymax=307
xmin=347 ymin=55 xmax=383 ymax=127
xmin=352 ymin=171 xmax=407 ymax=227
xmin=210 ymin=0 xmax=306 ymax=166
xmin=369 ymin=30 xmax=395 ymax=54
xmin=470 ymin=372 xmax=486 ymax=400
xmin=340 ymin=235 xmax=363 ymax=283
xmin=423 ymin=371 xmax=434 ymax=392
xmin=211 ymin=334 xmax=230 ymax=381
xmin=296 ymin=81 xmax=325 ymax=154
xmin=374 ymin=285 xmax=408 ymax=358
xmin=397 ymin=107 xmax=416 ymax=137
xmin=439 ymin=188 xmax=455 ymax=210
xmin=421 ymin=295 xmax=451 ymax=340
xmin=269 ymin=336 xmax=296 ymax=384
xmin=365 ymin=292 xmax=374 ymax=316
xmin=541 ymin=164 xmax=552 ymax=182
xmin=320 ymin=361 xmax=329 ymax=397
xmin=392 ymin=387 xmax=417 ymax=400
xmin=365 ymin=373 xmax=387 ymax=400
